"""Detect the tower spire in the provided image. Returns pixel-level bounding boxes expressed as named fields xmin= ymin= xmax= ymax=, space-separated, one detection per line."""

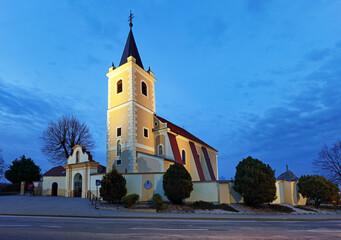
xmin=119 ymin=11 xmax=144 ymax=69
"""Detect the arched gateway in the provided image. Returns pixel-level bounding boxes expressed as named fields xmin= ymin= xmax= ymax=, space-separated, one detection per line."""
xmin=73 ymin=173 xmax=82 ymax=197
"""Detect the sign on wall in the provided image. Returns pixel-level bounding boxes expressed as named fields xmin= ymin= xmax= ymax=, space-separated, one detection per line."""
xmin=144 ymin=180 xmax=152 ymax=189
xmin=96 ymin=180 xmax=101 ymax=186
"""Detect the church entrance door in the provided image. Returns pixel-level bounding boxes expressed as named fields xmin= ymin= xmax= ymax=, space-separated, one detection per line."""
xmin=52 ymin=182 xmax=58 ymax=196
xmin=74 ymin=173 xmax=82 ymax=197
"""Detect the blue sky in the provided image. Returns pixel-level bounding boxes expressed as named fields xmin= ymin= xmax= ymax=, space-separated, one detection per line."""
xmin=1 ymin=1 xmax=341 ymax=180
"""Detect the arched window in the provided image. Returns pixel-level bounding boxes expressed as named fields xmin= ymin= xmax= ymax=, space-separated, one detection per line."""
xmin=182 ymin=150 xmax=186 ymax=164
xmin=158 ymin=145 xmax=163 ymax=156
xmin=141 ymin=81 xmax=147 ymax=96
xmin=117 ymin=140 xmax=121 ymax=157
xmin=76 ymin=151 xmax=79 ymax=163
xmin=117 ymin=80 xmax=123 ymax=94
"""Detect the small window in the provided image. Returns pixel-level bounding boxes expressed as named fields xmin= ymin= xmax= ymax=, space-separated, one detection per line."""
xmin=158 ymin=145 xmax=163 ymax=156
xmin=116 ymin=159 xmax=122 ymax=166
xmin=141 ymin=81 xmax=147 ymax=96
xmin=117 ymin=80 xmax=123 ymax=94
xmin=154 ymin=121 xmax=158 ymax=127
xmin=76 ymin=151 xmax=79 ymax=163
xmin=182 ymin=150 xmax=186 ymax=164
xmin=117 ymin=127 xmax=122 ymax=137
xmin=143 ymin=128 xmax=149 ymax=138
xmin=117 ymin=140 xmax=121 ymax=157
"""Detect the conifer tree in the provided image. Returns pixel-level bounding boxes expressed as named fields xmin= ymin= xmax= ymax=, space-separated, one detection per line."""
xmin=163 ymin=163 xmax=193 ymax=204
xmin=100 ymin=167 xmax=127 ymax=203
xmin=233 ymin=156 xmax=277 ymax=206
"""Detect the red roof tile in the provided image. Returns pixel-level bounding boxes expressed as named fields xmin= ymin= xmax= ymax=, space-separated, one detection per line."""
xmin=44 ymin=164 xmax=106 ymax=177
xmin=97 ymin=164 xmax=106 ymax=174
xmin=43 ymin=166 xmax=66 ymax=177
xmin=157 ymin=116 xmax=217 ymax=152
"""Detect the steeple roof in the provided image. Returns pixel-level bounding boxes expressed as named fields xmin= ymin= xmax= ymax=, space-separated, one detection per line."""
xmin=119 ymin=29 xmax=144 ymax=69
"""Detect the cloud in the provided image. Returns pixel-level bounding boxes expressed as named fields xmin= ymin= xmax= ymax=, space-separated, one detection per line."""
xmin=228 ymin=46 xmax=341 ymax=176
xmin=305 ymin=48 xmax=330 ymax=62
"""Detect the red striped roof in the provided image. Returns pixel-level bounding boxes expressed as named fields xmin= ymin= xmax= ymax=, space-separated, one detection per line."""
xmin=157 ymin=116 xmax=217 ymax=152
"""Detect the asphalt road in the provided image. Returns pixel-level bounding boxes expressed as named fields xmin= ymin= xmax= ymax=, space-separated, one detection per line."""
xmin=0 ymin=216 xmax=341 ymax=240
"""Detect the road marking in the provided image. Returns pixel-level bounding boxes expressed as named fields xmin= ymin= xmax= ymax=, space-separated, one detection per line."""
xmin=0 ymin=225 xmax=31 ymax=227
xmin=40 ymin=225 xmax=62 ymax=228
xmin=130 ymin=227 xmax=208 ymax=231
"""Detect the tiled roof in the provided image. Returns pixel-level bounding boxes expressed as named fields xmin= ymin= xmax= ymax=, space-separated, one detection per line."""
xmin=157 ymin=116 xmax=217 ymax=152
xmin=43 ymin=166 xmax=66 ymax=177
xmin=277 ymin=170 xmax=299 ymax=181
xmin=43 ymin=164 xmax=106 ymax=176
xmin=97 ymin=164 xmax=106 ymax=174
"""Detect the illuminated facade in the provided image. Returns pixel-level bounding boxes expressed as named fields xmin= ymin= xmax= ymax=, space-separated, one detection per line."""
xmin=106 ymin=26 xmax=218 ymax=181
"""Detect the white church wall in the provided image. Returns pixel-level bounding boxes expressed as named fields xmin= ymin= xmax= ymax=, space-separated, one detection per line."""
xmin=89 ymin=174 xmax=105 ymax=196
xmin=124 ymin=174 xmax=143 ymax=197
xmin=42 ymin=176 xmax=66 ymax=196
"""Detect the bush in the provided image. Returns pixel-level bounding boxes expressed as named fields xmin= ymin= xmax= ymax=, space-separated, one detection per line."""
xmin=192 ymin=200 xmax=216 ymax=210
xmin=99 ymin=167 xmax=127 ymax=203
xmin=122 ymin=194 xmax=139 ymax=208
xmin=268 ymin=204 xmax=294 ymax=213
xmin=152 ymin=193 xmax=163 ymax=211
xmin=233 ymin=156 xmax=277 ymax=206
xmin=163 ymin=163 xmax=193 ymax=204
xmin=297 ymin=175 xmax=339 ymax=208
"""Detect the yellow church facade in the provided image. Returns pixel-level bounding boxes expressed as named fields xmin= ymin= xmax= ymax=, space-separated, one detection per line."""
xmin=106 ymin=27 xmax=218 ymax=182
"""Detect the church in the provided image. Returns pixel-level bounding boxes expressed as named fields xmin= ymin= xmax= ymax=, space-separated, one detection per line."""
xmin=42 ymin=18 xmax=305 ymax=206
xmin=42 ymin=19 xmax=219 ymax=201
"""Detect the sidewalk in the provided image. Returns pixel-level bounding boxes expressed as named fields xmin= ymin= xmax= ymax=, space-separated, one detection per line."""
xmin=1 ymin=195 xmax=341 ymax=221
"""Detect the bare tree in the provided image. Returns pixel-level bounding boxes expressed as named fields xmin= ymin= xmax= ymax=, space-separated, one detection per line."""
xmin=41 ymin=115 xmax=95 ymax=165
xmin=314 ymin=140 xmax=341 ymax=183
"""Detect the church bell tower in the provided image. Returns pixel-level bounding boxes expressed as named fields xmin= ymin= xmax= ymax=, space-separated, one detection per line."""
xmin=106 ymin=13 xmax=156 ymax=173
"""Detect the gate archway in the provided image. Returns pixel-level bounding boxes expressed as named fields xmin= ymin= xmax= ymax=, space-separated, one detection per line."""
xmin=74 ymin=173 xmax=82 ymax=197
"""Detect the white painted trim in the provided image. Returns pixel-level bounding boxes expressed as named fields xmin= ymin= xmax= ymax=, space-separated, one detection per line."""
xmin=116 ymin=78 xmax=123 ymax=95
xmin=135 ymin=143 xmax=154 ymax=152
xmin=143 ymin=127 xmax=149 ymax=139
xmin=107 ymin=101 xmax=131 ymax=112
xmin=141 ymin=80 xmax=148 ymax=98
xmin=116 ymin=126 xmax=122 ymax=137
xmin=135 ymin=102 xmax=155 ymax=114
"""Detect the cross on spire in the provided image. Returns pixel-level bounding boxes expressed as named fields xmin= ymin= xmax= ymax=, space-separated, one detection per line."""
xmin=128 ymin=10 xmax=134 ymax=28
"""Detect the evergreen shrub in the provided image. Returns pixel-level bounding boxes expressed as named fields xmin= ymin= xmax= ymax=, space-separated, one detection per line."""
xmin=152 ymin=193 xmax=163 ymax=211
xmin=163 ymin=163 xmax=193 ymax=204
xmin=122 ymin=194 xmax=139 ymax=208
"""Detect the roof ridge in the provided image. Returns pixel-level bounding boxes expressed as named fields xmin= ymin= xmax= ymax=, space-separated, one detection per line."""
xmin=156 ymin=115 xmax=217 ymax=152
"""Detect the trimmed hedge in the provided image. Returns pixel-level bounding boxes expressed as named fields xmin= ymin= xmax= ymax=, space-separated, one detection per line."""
xmin=122 ymin=194 xmax=139 ymax=208
xmin=152 ymin=193 xmax=163 ymax=211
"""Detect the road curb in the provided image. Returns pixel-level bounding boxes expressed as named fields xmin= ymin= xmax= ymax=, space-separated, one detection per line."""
xmin=1 ymin=213 xmax=341 ymax=221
